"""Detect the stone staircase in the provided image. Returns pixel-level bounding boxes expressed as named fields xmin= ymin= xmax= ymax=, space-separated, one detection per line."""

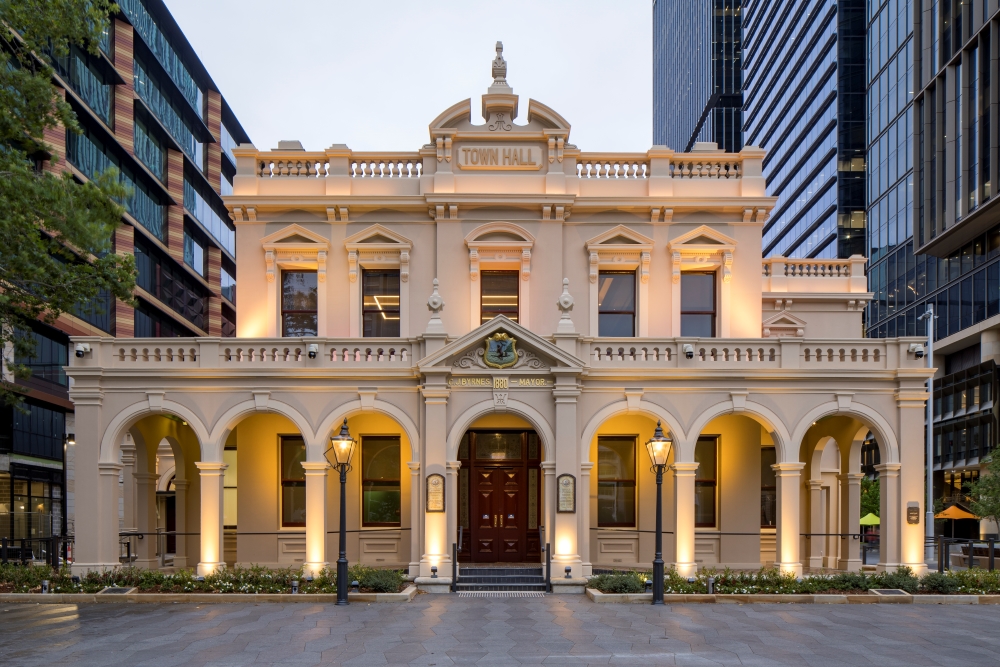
xmin=453 ymin=565 xmax=548 ymax=593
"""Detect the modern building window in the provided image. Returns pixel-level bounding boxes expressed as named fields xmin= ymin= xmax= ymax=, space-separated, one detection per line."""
xmin=760 ymin=447 xmax=777 ymax=528
xmin=362 ymin=270 xmax=400 ymax=337
xmin=183 ymin=230 xmax=205 ymax=277
xmin=681 ymin=272 xmax=716 ymax=336
xmin=481 ymin=271 xmax=519 ymax=323
xmin=281 ymin=271 xmax=318 ymax=337
xmin=598 ymin=271 xmax=636 ymax=337
xmin=597 ymin=436 xmax=636 ymax=527
xmin=223 ymin=447 xmax=237 ymax=528
xmin=694 ymin=437 xmax=718 ymax=528
xmin=361 ymin=436 xmax=401 ymax=526
xmin=280 ymin=436 xmax=306 ymax=527
xmin=18 ymin=328 xmax=68 ymax=386
xmin=221 ymin=267 xmax=236 ymax=304
xmin=11 ymin=403 xmax=66 ymax=461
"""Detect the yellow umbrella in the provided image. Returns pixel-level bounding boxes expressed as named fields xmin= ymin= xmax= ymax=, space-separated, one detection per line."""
xmin=859 ymin=513 xmax=880 ymax=526
xmin=935 ymin=505 xmax=978 ymax=520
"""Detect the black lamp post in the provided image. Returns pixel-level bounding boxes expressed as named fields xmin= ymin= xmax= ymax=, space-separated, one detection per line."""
xmin=645 ymin=421 xmax=672 ymax=605
xmin=325 ymin=418 xmax=356 ymax=606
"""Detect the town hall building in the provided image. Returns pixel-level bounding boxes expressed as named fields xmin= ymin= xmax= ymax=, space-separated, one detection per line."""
xmin=67 ymin=46 xmax=932 ymax=585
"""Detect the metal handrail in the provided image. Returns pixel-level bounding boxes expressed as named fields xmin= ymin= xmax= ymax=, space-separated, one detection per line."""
xmin=545 ymin=542 xmax=552 ymax=592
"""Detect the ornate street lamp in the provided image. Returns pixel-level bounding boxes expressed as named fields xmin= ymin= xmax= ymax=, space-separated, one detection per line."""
xmin=645 ymin=421 xmax=672 ymax=605
xmin=325 ymin=418 xmax=356 ymax=605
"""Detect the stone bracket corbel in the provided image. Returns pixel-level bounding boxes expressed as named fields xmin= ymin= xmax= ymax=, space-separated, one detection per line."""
xmin=348 ymin=250 xmax=358 ymax=283
xmin=146 ymin=391 xmax=165 ymax=412
xmin=836 ymin=392 xmax=853 ymax=410
xmin=265 ymin=250 xmax=275 ymax=283
xmin=624 ymin=388 xmax=644 ymax=413
xmin=730 ymin=391 xmax=748 ymax=412
xmin=589 ymin=252 xmax=599 ymax=283
xmin=253 ymin=390 xmax=270 ymax=411
xmin=317 ymin=250 xmax=327 ymax=283
xmin=640 ymin=251 xmax=650 ymax=284
xmin=358 ymin=388 xmax=377 ymax=412
xmin=521 ymin=249 xmax=531 ymax=281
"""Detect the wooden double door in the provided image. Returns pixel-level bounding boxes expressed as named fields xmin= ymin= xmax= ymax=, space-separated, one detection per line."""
xmin=458 ymin=430 xmax=542 ymax=562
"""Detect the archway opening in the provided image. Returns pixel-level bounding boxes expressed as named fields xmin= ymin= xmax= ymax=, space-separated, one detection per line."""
xmin=459 ymin=413 xmax=543 ymax=563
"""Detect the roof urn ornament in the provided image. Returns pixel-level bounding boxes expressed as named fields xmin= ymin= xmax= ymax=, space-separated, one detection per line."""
xmin=556 ymin=278 xmax=576 ymax=334
xmin=492 ymin=41 xmax=508 ymax=87
xmin=425 ymin=278 xmax=446 ymax=335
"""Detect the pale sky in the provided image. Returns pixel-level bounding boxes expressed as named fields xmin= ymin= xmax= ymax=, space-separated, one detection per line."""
xmin=163 ymin=1 xmax=652 ymax=153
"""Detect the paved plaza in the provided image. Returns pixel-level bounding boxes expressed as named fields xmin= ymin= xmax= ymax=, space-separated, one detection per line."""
xmin=2 ymin=596 xmax=999 ymax=666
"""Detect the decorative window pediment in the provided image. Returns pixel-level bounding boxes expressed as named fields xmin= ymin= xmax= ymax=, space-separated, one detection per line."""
xmin=344 ymin=224 xmax=413 ymax=283
xmin=261 ymin=224 xmax=331 ymax=283
xmin=667 ymin=225 xmax=737 ymax=284
xmin=761 ymin=310 xmax=807 ymax=338
xmin=585 ymin=225 xmax=654 ymax=284
xmin=465 ymin=221 xmax=534 ymax=281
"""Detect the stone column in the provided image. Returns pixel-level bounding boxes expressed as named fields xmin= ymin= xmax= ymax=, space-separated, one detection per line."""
xmin=173 ymin=478 xmax=189 ymax=569
xmin=419 ymin=381 xmax=450 ymax=578
xmin=876 ymin=462 xmax=902 ymax=571
xmin=579 ymin=462 xmax=594 ymax=576
xmin=120 ymin=438 xmax=136 ymax=531
xmin=838 ymin=473 xmax=863 ymax=571
xmin=541 ymin=461 xmax=556 ymax=550
xmin=71 ymin=394 xmax=121 ymax=574
xmin=196 ymin=461 xmax=227 ymax=575
xmin=552 ymin=382 xmax=582 ymax=577
xmin=807 ymin=479 xmax=824 ymax=570
xmin=898 ymin=386 xmax=930 ymax=574
xmin=671 ymin=461 xmax=699 ymax=577
xmin=446 ymin=460 xmax=461 ymax=564
xmin=407 ymin=461 xmax=420 ymax=576
xmin=774 ymin=462 xmax=805 ymax=576
xmin=302 ymin=462 xmax=330 ymax=576
xmin=132 ymin=472 xmax=160 ymax=568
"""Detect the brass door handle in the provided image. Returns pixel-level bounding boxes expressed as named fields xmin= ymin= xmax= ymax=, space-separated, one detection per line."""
xmin=494 ymin=515 xmax=497 ymax=527
xmin=499 ymin=515 xmax=504 ymax=527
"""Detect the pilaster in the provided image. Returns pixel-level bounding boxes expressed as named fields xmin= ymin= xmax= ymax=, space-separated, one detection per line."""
xmin=302 ymin=461 xmax=330 ymax=575
xmin=774 ymin=461 xmax=805 ymax=576
xmin=807 ymin=479 xmax=824 ymax=569
xmin=838 ymin=473 xmax=864 ymax=571
xmin=196 ymin=460 xmax=227 ymax=575
xmin=671 ymin=461 xmax=699 ymax=577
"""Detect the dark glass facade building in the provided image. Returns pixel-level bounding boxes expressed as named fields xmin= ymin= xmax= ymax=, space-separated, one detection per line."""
xmin=743 ymin=0 xmax=867 ymax=259
xmin=653 ymin=0 xmax=744 ymax=153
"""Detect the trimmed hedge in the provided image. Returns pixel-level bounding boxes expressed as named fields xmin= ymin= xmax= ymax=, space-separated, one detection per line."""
xmin=587 ymin=566 xmax=1000 ymax=595
xmin=0 ymin=563 xmax=406 ymax=594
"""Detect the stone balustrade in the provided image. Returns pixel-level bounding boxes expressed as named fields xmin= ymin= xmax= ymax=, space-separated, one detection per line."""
xmin=575 ymin=154 xmax=649 ymax=179
xmin=669 ymin=158 xmax=742 ymax=179
xmin=761 ymin=256 xmax=869 ymax=294
xmin=349 ymin=154 xmax=424 ymax=178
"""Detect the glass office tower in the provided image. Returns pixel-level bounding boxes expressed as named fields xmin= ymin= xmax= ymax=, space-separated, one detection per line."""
xmin=653 ymin=0 xmax=744 ymax=153
xmin=743 ymin=0 xmax=867 ymax=259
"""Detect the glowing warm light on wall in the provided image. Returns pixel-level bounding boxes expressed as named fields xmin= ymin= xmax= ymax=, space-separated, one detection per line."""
xmin=239 ymin=315 xmax=268 ymax=338
xmin=557 ymin=537 xmax=572 ymax=555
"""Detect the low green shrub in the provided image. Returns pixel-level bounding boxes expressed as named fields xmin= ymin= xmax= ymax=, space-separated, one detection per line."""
xmin=589 ymin=570 xmax=647 ymax=594
xmin=350 ymin=565 xmax=405 ymax=593
xmin=919 ymin=572 xmax=960 ymax=594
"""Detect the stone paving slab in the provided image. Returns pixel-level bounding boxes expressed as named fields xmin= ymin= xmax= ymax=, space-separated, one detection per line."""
xmin=1 ymin=596 xmax=1000 ymax=666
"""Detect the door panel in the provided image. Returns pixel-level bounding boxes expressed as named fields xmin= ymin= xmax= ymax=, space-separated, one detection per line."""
xmin=473 ymin=470 xmax=499 ymax=561
xmin=500 ymin=468 xmax=524 ymax=561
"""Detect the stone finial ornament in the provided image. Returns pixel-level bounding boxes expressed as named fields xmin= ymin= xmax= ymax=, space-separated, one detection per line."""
xmin=425 ymin=279 xmax=446 ymax=335
xmin=492 ymin=41 xmax=507 ymax=86
xmin=556 ymin=278 xmax=576 ymax=334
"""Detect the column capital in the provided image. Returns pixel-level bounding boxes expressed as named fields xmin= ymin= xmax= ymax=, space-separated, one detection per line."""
xmin=195 ymin=461 xmax=228 ymax=473
xmin=874 ymin=462 xmax=901 ymax=475
xmin=446 ymin=460 xmax=462 ymax=471
xmin=541 ymin=461 xmax=556 ymax=472
xmin=837 ymin=472 xmax=866 ymax=482
xmin=98 ymin=462 xmax=123 ymax=474
xmin=670 ymin=462 xmax=700 ymax=474
xmin=580 ymin=461 xmax=594 ymax=472
xmin=301 ymin=461 xmax=331 ymax=473
xmin=772 ymin=462 xmax=806 ymax=473
xmin=806 ymin=479 xmax=823 ymax=490
xmin=407 ymin=461 xmax=421 ymax=473
xmin=173 ymin=479 xmax=190 ymax=491
xmin=132 ymin=472 xmax=161 ymax=483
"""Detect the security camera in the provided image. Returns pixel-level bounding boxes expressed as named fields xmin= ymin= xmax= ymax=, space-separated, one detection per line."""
xmin=307 ymin=343 xmax=318 ymax=359
xmin=682 ymin=343 xmax=694 ymax=360
xmin=908 ymin=343 xmax=925 ymax=359
xmin=74 ymin=342 xmax=91 ymax=358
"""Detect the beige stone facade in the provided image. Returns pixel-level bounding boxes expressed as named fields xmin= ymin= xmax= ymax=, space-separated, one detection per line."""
xmin=67 ymin=52 xmax=932 ymax=582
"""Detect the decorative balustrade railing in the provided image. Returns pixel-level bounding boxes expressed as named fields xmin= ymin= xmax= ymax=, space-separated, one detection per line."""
xmin=762 ymin=259 xmax=855 ymax=278
xmin=576 ymin=155 xmax=649 ymax=179
xmin=257 ymin=153 xmax=425 ymax=179
xmin=669 ymin=158 xmax=742 ymax=179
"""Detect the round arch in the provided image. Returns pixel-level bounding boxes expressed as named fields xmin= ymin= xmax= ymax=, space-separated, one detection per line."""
xmin=578 ymin=399 xmax=687 ymax=463
xmin=313 ymin=399 xmax=421 ymax=462
xmin=446 ymin=399 xmax=555 ymax=463
xmin=683 ymin=399 xmax=792 ymax=463
xmin=206 ymin=398 xmax=316 ymax=461
xmin=99 ymin=399 xmax=210 ymax=465
xmin=790 ymin=401 xmax=899 ymax=464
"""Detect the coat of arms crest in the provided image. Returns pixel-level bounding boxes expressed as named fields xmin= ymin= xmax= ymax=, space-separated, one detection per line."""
xmin=483 ymin=332 xmax=518 ymax=369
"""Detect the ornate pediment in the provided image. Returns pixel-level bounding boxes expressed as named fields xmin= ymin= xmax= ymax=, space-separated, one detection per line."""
xmin=586 ymin=225 xmax=654 ymax=284
xmin=667 ymin=225 xmax=737 ymax=284
xmin=344 ymin=224 xmax=413 ymax=283
xmin=261 ymin=224 xmax=330 ymax=284
xmin=418 ymin=315 xmax=584 ymax=374
xmin=466 ymin=222 xmax=534 ymax=281
xmin=762 ymin=310 xmax=807 ymax=338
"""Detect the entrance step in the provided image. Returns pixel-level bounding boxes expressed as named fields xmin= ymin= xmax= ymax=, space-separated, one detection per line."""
xmin=454 ymin=565 xmax=547 ymax=592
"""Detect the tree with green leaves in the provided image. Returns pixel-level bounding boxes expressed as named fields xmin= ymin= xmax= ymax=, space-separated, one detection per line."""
xmin=0 ymin=0 xmax=136 ymax=406
xmin=861 ymin=476 xmax=880 ymax=518
xmin=968 ymin=454 xmax=1000 ymax=528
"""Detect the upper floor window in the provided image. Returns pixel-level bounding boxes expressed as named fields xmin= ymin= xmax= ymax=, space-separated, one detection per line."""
xmin=681 ymin=272 xmax=716 ymax=337
xmin=363 ymin=270 xmax=400 ymax=337
xmin=280 ymin=436 xmax=305 ymax=527
xmin=598 ymin=271 xmax=636 ymax=336
xmin=221 ymin=266 xmax=236 ymax=304
xmin=18 ymin=328 xmax=68 ymax=386
xmin=281 ymin=271 xmax=317 ymax=337
xmin=597 ymin=436 xmax=636 ymax=527
xmin=184 ymin=230 xmax=205 ymax=277
xmin=362 ymin=436 xmax=401 ymax=526
xmin=695 ymin=437 xmax=718 ymax=527
xmin=481 ymin=270 xmax=519 ymax=323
